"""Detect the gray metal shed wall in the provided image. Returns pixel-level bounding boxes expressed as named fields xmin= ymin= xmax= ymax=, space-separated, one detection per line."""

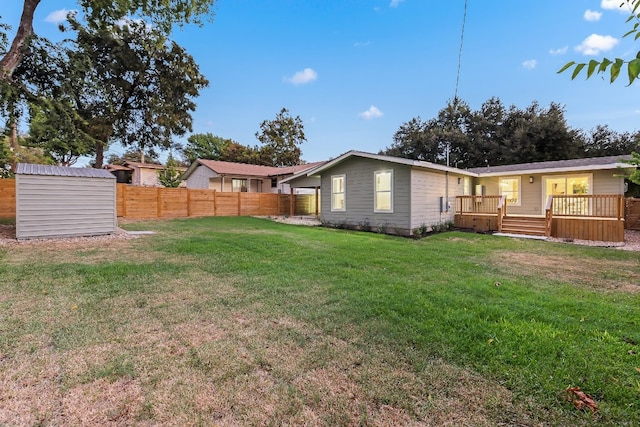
xmin=16 ymin=175 xmax=116 ymax=239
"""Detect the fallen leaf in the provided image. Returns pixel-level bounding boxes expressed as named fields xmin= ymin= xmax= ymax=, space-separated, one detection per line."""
xmin=565 ymin=386 xmax=599 ymax=413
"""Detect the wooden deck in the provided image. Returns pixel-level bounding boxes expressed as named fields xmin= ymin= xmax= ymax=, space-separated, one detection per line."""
xmin=455 ymin=194 xmax=626 ymax=242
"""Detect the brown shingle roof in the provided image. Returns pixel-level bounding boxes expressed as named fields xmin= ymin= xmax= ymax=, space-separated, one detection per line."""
xmin=195 ymin=159 xmax=324 ymax=177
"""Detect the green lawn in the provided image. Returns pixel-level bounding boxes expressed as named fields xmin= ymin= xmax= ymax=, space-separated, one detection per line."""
xmin=1 ymin=216 xmax=639 ymax=425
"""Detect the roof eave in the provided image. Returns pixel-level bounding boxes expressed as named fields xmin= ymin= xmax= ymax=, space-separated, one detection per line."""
xmin=475 ymin=163 xmax=633 ymax=177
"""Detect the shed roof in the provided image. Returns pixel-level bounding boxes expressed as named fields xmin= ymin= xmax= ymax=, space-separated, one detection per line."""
xmin=17 ymin=163 xmax=115 ymax=179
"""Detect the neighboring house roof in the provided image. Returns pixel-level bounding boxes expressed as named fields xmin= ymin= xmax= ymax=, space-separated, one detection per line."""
xmin=105 ymin=162 xmax=187 ymax=172
xmin=104 ymin=164 xmax=133 ymax=171
xmin=17 ymin=163 xmax=115 ymax=179
xmin=279 ymin=161 xmax=329 ymax=184
xmin=306 ymin=150 xmax=478 ymax=177
xmin=182 ymin=159 xmax=325 ymax=180
xmin=467 ymin=155 xmax=633 ymax=177
xmin=123 ymin=161 xmax=187 ymax=172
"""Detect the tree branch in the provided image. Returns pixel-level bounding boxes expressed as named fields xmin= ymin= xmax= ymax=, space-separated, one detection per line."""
xmin=0 ymin=0 xmax=42 ymax=81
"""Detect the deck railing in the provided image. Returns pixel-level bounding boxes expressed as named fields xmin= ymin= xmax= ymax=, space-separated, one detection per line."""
xmin=455 ymin=195 xmax=503 ymax=215
xmin=550 ymin=194 xmax=624 ymax=219
xmin=544 ymin=195 xmax=553 ymax=236
xmin=496 ymin=194 xmax=507 ymax=231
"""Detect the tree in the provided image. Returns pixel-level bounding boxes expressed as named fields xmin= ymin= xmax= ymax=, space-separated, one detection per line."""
xmin=0 ymin=0 xmax=216 ymax=81
xmin=1 ymin=0 xmax=215 ymax=169
xmin=157 ymin=155 xmax=182 ymax=188
xmin=255 ymin=108 xmax=306 ymax=167
xmin=106 ymin=148 xmax=161 ymax=165
xmin=183 ymin=133 xmax=234 ymax=163
xmin=559 ymin=0 xmax=640 ymax=84
xmin=16 ymin=19 xmax=208 ymax=168
xmin=382 ymin=98 xmax=584 ymax=167
xmin=26 ymin=103 xmax=95 ymax=166
xmin=558 ymin=0 xmax=640 ymax=184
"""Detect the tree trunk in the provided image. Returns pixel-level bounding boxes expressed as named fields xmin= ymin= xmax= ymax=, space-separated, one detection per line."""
xmin=94 ymin=142 xmax=104 ymax=169
xmin=0 ymin=0 xmax=41 ymax=80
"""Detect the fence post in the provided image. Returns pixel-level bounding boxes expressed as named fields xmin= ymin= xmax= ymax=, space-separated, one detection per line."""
xmin=156 ymin=188 xmax=162 ymax=218
xmin=121 ymin=184 xmax=127 ymax=218
xmin=213 ymin=189 xmax=217 ymax=216
xmin=237 ymin=192 xmax=241 ymax=216
xmin=290 ymin=187 xmax=294 ymax=216
xmin=314 ymin=186 xmax=319 ymax=216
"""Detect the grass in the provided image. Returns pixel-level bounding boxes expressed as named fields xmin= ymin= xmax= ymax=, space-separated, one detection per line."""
xmin=1 ymin=216 xmax=639 ymax=425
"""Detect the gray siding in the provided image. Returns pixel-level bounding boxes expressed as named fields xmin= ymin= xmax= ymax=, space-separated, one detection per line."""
xmin=592 ymin=169 xmax=624 ymax=194
xmin=320 ymin=157 xmax=412 ymax=234
xmin=185 ymin=165 xmax=218 ymax=189
xmin=16 ymin=175 xmax=116 ymax=240
xmin=410 ymin=169 xmax=464 ymax=229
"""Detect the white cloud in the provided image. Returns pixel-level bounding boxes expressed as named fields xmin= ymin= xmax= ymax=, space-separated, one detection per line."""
xmin=354 ymin=41 xmax=371 ymax=48
xmin=359 ymin=105 xmax=383 ymax=120
xmin=601 ymin=0 xmax=632 ymax=12
xmin=44 ymin=9 xmax=76 ymax=23
xmin=522 ymin=59 xmax=537 ymax=70
xmin=549 ymin=46 xmax=568 ymax=55
xmin=584 ymin=9 xmax=602 ymax=21
xmin=575 ymin=34 xmax=619 ymax=55
xmin=390 ymin=0 xmax=404 ymax=8
xmin=285 ymin=68 xmax=318 ymax=85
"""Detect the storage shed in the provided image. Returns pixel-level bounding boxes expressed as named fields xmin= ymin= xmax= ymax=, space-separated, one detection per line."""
xmin=16 ymin=163 xmax=117 ymax=240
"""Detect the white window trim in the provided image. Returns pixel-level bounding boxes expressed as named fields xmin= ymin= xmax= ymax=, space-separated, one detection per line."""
xmin=463 ymin=177 xmax=471 ymax=196
xmin=374 ymin=169 xmax=394 ymax=213
xmin=499 ymin=176 xmax=521 ymax=206
xmin=331 ymin=174 xmax=346 ymax=212
xmin=541 ymin=173 xmax=593 ymax=208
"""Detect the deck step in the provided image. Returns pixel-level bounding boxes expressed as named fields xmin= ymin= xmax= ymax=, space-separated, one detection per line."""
xmin=500 ymin=216 xmax=547 ymax=236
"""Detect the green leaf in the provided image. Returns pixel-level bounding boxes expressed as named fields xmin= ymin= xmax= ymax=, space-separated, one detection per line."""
xmin=628 ymin=58 xmax=640 ymax=85
xmin=598 ymin=58 xmax=612 ymax=73
xmin=571 ymin=63 xmax=586 ymax=80
xmin=587 ymin=59 xmax=599 ymax=78
xmin=557 ymin=61 xmax=576 ymax=74
xmin=623 ymin=28 xmax=637 ymax=38
xmin=611 ymin=58 xmax=624 ymax=83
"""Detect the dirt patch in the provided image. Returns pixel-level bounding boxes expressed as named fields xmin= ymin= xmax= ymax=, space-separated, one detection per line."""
xmin=0 ymin=224 xmax=137 ymax=248
xmin=256 ymin=215 xmax=322 ymax=226
xmin=493 ymin=251 xmax=640 ymax=293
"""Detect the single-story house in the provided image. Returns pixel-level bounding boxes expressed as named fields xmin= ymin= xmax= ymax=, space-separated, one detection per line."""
xmin=287 ymin=151 xmax=634 ymax=241
xmin=105 ymin=161 xmax=187 ymax=187
xmin=182 ymin=159 xmax=325 ymax=194
xmin=287 ymin=151 xmax=477 ymax=235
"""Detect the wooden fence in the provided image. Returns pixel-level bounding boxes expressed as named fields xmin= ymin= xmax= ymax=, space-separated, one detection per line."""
xmin=116 ymin=184 xmax=319 ymax=219
xmin=0 ymin=179 xmax=16 ymax=218
xmin=626 ymin=198 xmax=640 ymax=230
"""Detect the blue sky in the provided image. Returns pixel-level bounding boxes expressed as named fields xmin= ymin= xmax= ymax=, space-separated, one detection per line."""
xmin=3 ymin=0 xmax=640 ymax=164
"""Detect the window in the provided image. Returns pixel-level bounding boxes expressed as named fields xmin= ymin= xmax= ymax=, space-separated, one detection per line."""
xmin=331 ymin=175 xmax=345 ymax=211
xmin=374 ymin=170 xmax=393 ymax=212
xmin=499 ymin=177 xmax=520 ymax=206
xmin=271 ymin=177 xmax=278 ymax=188
xmin=232 ymin=178 xmax=247 ymax=192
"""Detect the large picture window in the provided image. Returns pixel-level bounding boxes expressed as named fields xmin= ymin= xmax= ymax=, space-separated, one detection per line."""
xmin=499 ymin=177 xmax=521 ymax=206
xmin=232 ymin=178 xmax=247 ymax=192
xmin=331 ymin=175 xmax=345 ymax=211
xmin=374 ymin=170 xmax=393 ymax=212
